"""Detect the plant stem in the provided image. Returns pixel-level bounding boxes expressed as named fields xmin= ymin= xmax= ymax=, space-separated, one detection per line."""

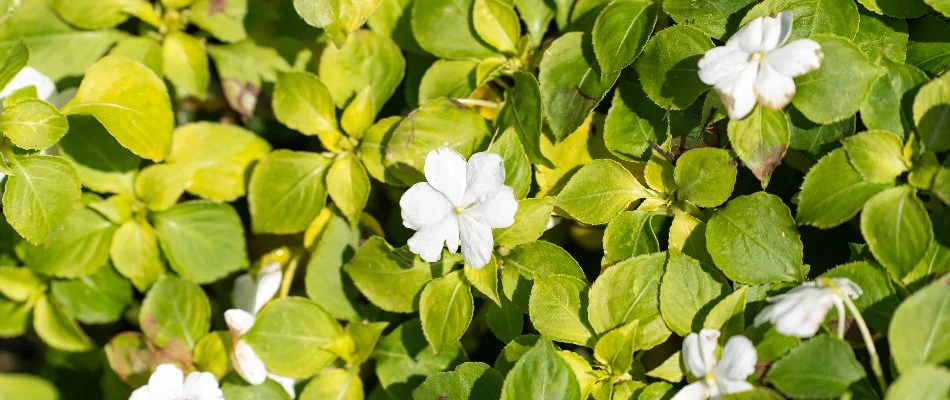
xmin=452 ymin=98 xmax=499 ymax=108
xmin=842 ymin=296 xmax=887 ymax=394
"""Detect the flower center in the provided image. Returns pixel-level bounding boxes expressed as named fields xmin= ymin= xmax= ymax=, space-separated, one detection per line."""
xmin=752 ymin=51 xmax=765 ymax=61
xmin=454 ymin=203 xmax=476 ymax=215
xmin=704 ymin=372 xmax=720 ymax=391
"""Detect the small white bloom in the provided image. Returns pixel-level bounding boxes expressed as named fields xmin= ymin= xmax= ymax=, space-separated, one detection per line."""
xmin=129 ymin=364 xmax=223 ymax=400
xmin=698 ymin=11 xmax=823 ymax=120
xmin=399 ymin=147 xmax=518 ymax=268
xmin=224 ymin=263 xmax=296 ymax=398
xmin=754 ymin=277 xmax=862 ymax=338
xmin=0 ymin=67 xmax=56 ymax=101
xmin=673 ymin=329 xmax=757 ymax=400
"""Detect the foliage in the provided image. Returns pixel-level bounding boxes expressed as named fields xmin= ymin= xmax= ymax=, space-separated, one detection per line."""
xmin=0 ymin=0 xmax=948 ymax=399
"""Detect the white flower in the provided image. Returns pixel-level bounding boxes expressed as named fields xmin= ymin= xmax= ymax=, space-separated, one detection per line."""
xmin=673 ymin=329 xmax=757 ymax=400
xmin=129 ymin=364 xmax=223 ymax=400
xmin=224 ymin=263 xmax=297 ymax=398
xmin=0 ymin=67 xmax=56 ymax=101
xmin=754 ymin=277 xmax=862 ymax=338
xmin=698 ymin=11 xmax=823 ymax=120
xmin=399 ymin=147 xmax=518 ymax=268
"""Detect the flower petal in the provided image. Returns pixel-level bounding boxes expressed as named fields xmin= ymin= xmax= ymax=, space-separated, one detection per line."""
xmin=424 ymin=147 xmax=467 ymax=205
xmin=183 ymin=371 xmax=224 ymax=400
xmin=0 ymin=67 xmax=56 ymax=101
xmin=682 ymin=329 xmax=720 ymax=377
xmin=714 ymin=335 xmax=757 ymax=381
xmin=461 ymin=152 xmax=506 ymax=205
xmin=698 ymin=45 xmax=750 ymax=86
xmin=233 ymin=341 xmax=268 ymax=385
xmin=224 ymin=309 xmax=256 ymax=336
xmin=830 ymin=277 xmax=863 ymax=299
xmin=671 ymin=381 xmax=710 ymax=400
xmin=230 ymin=273 xmax=257 ymax=315
xmin=759 ymin=11 xmax=793 ymax=52
xmin=755 ymin=62 xmax=796 ymax=110
xmin=466 ymin=185 xmax=518 ymax=228
xmin=715 ymin=62 xmax=758 ymax=120
xmin=766 ymin=39 xmax=823 ymax=78
xmin=714 ymin=377 xmax=754 ymax=396
xmin=130 ymin=387 xmax=153 ymax=400
xmin=407 ymin=216 xmax=460 ymax=262
xmin=458 ymin=214 xmax=493 ymax=268
xmin=148 ymin=364 xmax=184 ymax=399
xmin=268 ymin=373 xmax=297 ymax=398
xmin=400 ymin=182 xmax=454 ymax=230
xmin=253 ymin=264 xmax=282 ymax=314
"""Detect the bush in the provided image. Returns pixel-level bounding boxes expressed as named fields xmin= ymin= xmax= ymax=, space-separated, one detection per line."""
xmin=0 ymin=0 xmax=948 ymax=399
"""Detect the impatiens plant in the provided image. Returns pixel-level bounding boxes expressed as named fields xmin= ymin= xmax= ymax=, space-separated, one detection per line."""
xmin=0 ymin=0 xmax=949 ymax=399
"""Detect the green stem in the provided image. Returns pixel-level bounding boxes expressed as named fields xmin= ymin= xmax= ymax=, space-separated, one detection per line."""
xmin=453 ymin=98 xmax=499 ymax=108
xmin=842 ymin=296 xmax=887 ymax=394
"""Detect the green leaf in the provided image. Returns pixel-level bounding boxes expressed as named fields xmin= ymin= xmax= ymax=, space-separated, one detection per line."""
xmin=188 ymin=0 xmax=248 ymax=43
xmin=161 ymin=32 xmax=209 ymax=100
xmin=669 ymin=209 xmax=714 ymax=266
xmin=855 ymin=0 xmax=928 ymax=18
xmin=787 ymin=106 xmax=854 ymax=158
xmin=139 ymin=275 xmax=210 ymax=351
xmin=603 ymin=211 xmax=665 ymax=262
xmin=472 ymin=0 xmax=520 ymax=54
xmin=418 ymin=59 xmax=479 ymax=103
xmin=33 ymin=294 xmax=93 ymax=352
xmin=492 ymin=128 xmax=532 ymax=199
xmin=194 ymin=331 xmax=231 ymax=379
xmin=500 ymin=338 xmax=581 ymax=400
xmin=366 ymin=0 xmax=425 ymax=55
xmin=411 ymin=0 xmax=497 ymax=59
xmin=24 ymin=206 xmax=116 ymax=278
xmin=58 ymin=116 xmax=140 ymax=195
xmin=493 ymin=197 xmax=554 ymax=249
xmin=327 ymin=152 xmax=371 ymax=224
xmin=502 ymin=241 xmax=586 ymax=282
xmin=0 ymin=0 xmax=124 ymax=81
xmin=841 ymin=130 xmax=908 ymax=183
xmin=487 ymin=300 xmax=524 ymax=343
xmin=0 ymin=374 xmax=59 ymax=400
xmin=906 ymin=16 xmax=950 ymax=76
xmin=726 ymin=106 xmax=790 ymax=184
xmin=912 ymin=70 xmax=950 ymax=153
xmin=663 ymin=0 xmax=755 ymax=39
xmin=885 ymin=366 xmax=950 ymax=400
xmin=465 ymin=256 xmax=500 ymax=304
xmin=860 ymin=60 xmax=927 ymax=139
xmin=0 ymin=99 xmax=67 ymax=150
xmin=344 ymin=321 xmax=388 ymax=365
xmin=207 ymin=40 xmax=290 ymax=118
xmin=375 ymin=319 xmax=468 ymax=399
xmin=293 ymin=0 xmax=380 ymax=46
xmin=659 ymin=250 xmax=729 ymax=336
xmin=539 ymin=32 xmax=619 ymax=139
xmin=0 ymin=40 xmax=27 ymax=89
xmin=299 ymin=368 xmax=362 ymax=400
xmin=248 ymin=150 xmax=331 ymax=234
xmin=2 ymin=154 xmax=81 ymax=245
xmin=797 ymin=148 xmax=889 ymax=228
xmin=383 ymin=99 xmax=490 ymax=185
xmin=588 ymin=252 xmax=666 ymax=334
xmin=674 ymin=148 xmax=737 ymax=207
xmin=498 ymin=71 xmax=551 ymax=167
xmin=766 ymin=336 xmax=867 ymax=399
xmin=153 ymin=201 xmax=249 ymax=284
xmin=593 ymin=320 xmax=638 ymax=376
xmin=165 ymin=122 xmax=271 ymax=202
xmin=344 ymin=236 xmax=438 ymax=313
xmin=706 ymin=192 xmax=804 ymax=284
xmin=529 ymin=274 xmax=594 ymax=346
xmin=221 ymin=376 xmax=292 ymax=400
xmin=555 ymin=159 xmax=646 ymax=225
xmin=134 ymin=164 xmax=191 ymax=211
xmin=305 ymin=210 xmax=361 ymax=320
xmin=48 ymin=0 xmax=130 ymax=29
xmin=888 ymin=276 xmax=950 ymax=372
xmin=852 ymin=10 xmax=908 ymax=63
xmin=514 ymin=0 xmax=553 ymax=46
xmin=272 ymin=71 xmax=337 ymax=137
xmin=820 ymin=262 xmax=899 ymax=332
xmin=419 ymin=271 xmax=474 ymax=354
xmin=925 ymin=0 xmax=950 ymax=16
xmin=742 ymin=0 xmax=859 ymax=41
xmin=592 ymin=0 xmax=658 ymax=76
xmin=703 ymin=286 xmax=748 ymax=338
xmin=634 ymin=25 xmax=713 ymax=110
xmin=791 ymin=35 xmax=884 ymax=124
xmin=50 ymin=264 xmax=131 ymax=324
xmin=245 ymin=297 xmax=343 ymax=379
xmin=414 ymin=362 xmax=503 ymax=400
xmin=603 ymin=79 xmax=668 ymax=162
xmin=62 ymin=56 xmax=173 ymax=162
xmin=0 ymin=266 xmax=44 ymax=302
xmin=861 ymin=186 xmax=932 ymax=279
xmin=0 ymin=297 xmax=31 ymax=338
